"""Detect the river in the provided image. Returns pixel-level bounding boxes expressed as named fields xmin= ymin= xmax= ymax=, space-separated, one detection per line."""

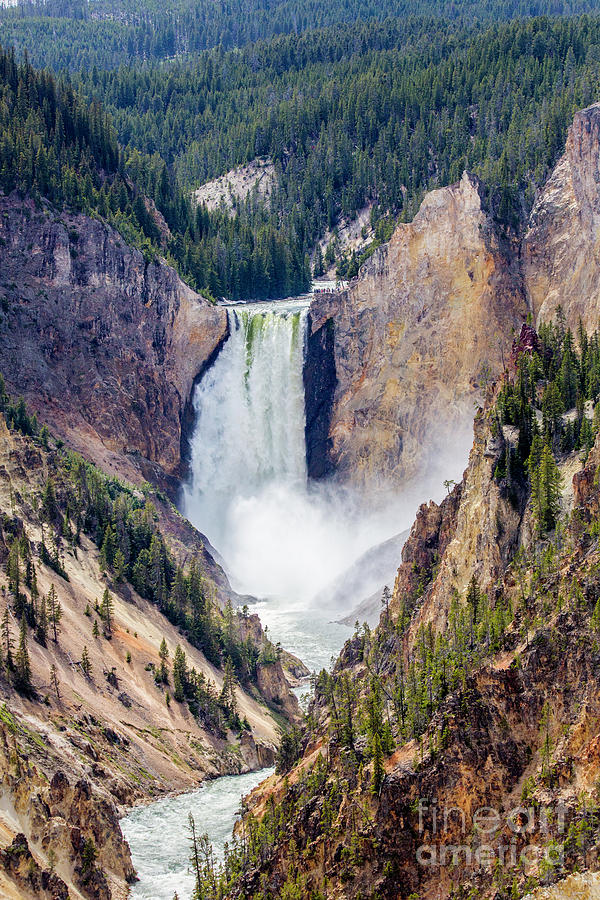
xmin=121 ymin=292 xmax=426 ymax=898
xmin=121 ymin=767 xmax=274 ymax=900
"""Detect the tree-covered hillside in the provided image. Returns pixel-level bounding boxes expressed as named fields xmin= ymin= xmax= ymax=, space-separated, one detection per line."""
xmin=0 ymin=43 xmax=309 ymax=300
xmin=2 ymin=0 xmax=600 ymax=71
xmin=83 ymin=16 xmax=600 ymax=281
xmin=5 ymin=15 xmax=600 ymax=300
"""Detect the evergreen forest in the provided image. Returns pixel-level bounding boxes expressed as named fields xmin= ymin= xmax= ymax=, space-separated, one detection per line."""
xmin=4 ymin=12 xmax=600 ymax=298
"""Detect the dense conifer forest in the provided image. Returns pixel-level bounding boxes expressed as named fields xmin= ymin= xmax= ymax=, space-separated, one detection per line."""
xmin=1 ymin=0 xmax=599 ymax=71
xmin=0 ymin=43 xmax=308 ymax=299
xmin=80 ymin=16 xmax=600 ymax=280
xmin=4 ymin=13 xmax=600 ymax=299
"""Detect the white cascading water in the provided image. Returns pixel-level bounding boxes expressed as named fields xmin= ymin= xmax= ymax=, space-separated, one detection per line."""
xmin=184 ymin=302 xmax=308 ymax=552
xmin=182 ymin=298 xmax=405 ymax=642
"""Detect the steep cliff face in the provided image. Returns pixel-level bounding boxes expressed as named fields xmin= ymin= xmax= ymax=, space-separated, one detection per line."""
xmin=400 ymin=405 xmax=525 ymax=643
xmin=303 ymin=313 xmax=337 ymax=479
xmin=308 ymin=173 xmax=527 ymax=490
xmin=226 ymin=398 xmax=600 ymax=900
xmin=0 ymin=730 xmax=135 ymax=900
xmin=524 ymin=103 xmax=600 ymax=331
xmin=0 ymin=194 xmax=227 ymax=484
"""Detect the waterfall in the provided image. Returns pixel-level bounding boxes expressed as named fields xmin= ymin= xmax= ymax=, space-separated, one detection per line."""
xmin=184 ymin=302 xmax=309 ymax=551
xmin=190 ymin=305 xmax=308 ymax=498
xmin=183 ymin=298 xmax=406 ymax=609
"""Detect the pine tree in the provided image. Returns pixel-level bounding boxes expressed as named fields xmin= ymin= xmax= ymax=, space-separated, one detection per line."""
xmin=100 ymin=587 xmax=113 ymax=638
xmin=381 ymin=585 xmax=391 ymax=619
xmin=14 ymin=613 xmax=32 ymax=694
xmin=113 ymin=549 xmax=126 ymax=582
xmin=30 ymin=565 xmax=38 ymax=611
xmin=365 ymin=675 xmax=388 ymax=755
xmin=41 ymin=478 xmax=58 ymax=524
xmin=47 ymin=584 xmax=62 ymax=643
xmin=169 ymin=568 xmax=188 ymax=617
xmin=36 ymin=593 xmax=48 ymax=646
xmin=535 ymin=444 xmax=563 ymax=534
xmin=559 ymin=330 xmax=578 ymax=409
xmin=81 ymin=837 xmax=97 ymax=882
xmin=173 ymin=644 xmax=187 ymax=702
xmin=466 ymin=575 xmax=481 ymax=647
xmin=219 ymin=657 xmax=238 ymax=720
xmin=81 ymin=645 xmax=91 ymax=678
xmin=313 ymin=244 xmax=324 ymax=278
xmin=92 ymin=618 xmax=100 ymax=638
xmin=50 ymin=663 xmax=60 ymax=701
xmin=541 ymin=382 xmax=564 ymax=447
xmin=592 ymin=597 xmax=600 ymax=634
xmin=158 ymin=637 xmax=169 ymax=684
xmin=540 ymin=701 xmax=553 ymax=781
xmin=341 ymin=672 xmax=356 ymax=751
xmin=100 ymin=524 xmax=117 ymax=571
xmin=371 ymin=734 xmax=385 ymax=794
xmin=2 ymin=607 xmax=13 ymax=673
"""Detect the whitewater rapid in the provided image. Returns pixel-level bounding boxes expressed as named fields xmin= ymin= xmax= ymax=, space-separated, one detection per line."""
xmin=121 ymin=767 xmax=274 ymax=900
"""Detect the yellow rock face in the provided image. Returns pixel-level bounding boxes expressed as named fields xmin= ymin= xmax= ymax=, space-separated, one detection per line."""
xmin=524 ymin=103 xmax=600 ymax=333
xmin=309 ymin=172 xmax=527 ymax=490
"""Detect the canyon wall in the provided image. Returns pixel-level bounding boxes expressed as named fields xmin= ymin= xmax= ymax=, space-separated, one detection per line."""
xmin=308 ymin=103 xmax=600 ymax=491
xmin=308 ymin=172 xmax=527 ymax=490
xmin=0 ymin=195 xmax=227 ymax=486
xmin=524 ymin=102 xmax=600 ymax=331
xmin=232 ymin=385 xmax=600 ymax=900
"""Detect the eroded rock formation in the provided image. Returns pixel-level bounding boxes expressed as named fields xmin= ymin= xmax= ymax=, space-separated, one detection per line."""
xmin=0 ymin=194 xmax=227 ymax=484
xmin=308 ymin=173 xmax=527 ymax=489
xmin=306 ymin=104 xmax=600 ymax=492
xmin=524 ymin=102 xmax=600 ymax=331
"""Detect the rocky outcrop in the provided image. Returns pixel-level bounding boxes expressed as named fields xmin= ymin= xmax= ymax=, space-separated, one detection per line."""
xmin=1 ymin=834 xmax=69 ymax=900
xmin=524 ymin=102 xmax=600 ymax=331
xmin=256 ymin=659 xmax=301 ymax=722
xmin=573 ymin=429 xmax=600 ymax=513
xmin=238 ymin=614 xmax=309 ymax=686
xmin=0 ymin=724 xmax=134 ymax=900
xmin=0 ymin=193 xmax=227 ymax=483
xmin=308 ymin=173 xmax=527 ymax=490
xmin=401 ymin=406 xmax=525 ymax=642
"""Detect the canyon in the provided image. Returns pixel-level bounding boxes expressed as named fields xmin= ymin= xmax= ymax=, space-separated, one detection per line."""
xmin=6 ymin=105 xmax=600 ymax=510
xmin=198 ymin=102 xmax=600 ymax=898
xmin=3 ymin=99 xmax=600 ymax=900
